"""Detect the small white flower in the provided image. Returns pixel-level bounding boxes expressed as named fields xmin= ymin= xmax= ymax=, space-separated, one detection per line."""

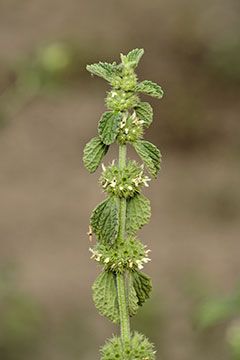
xmin=138 ymin=263 xmax=144 ymax=270
xmin=111 ymin=91 xmax=117 ymax=97
xmin=120 ymin=121 xmax=126 ymax=129
xmin=102 ymin=181 xmax=108 ymax=188
xmin=104 ymin=257 xmax=110 ymax=263
xmin=142 ymin=257 xmax=151 ymax=263
xmin=124 ymin=128 xmax=129 ymax=134
xmin=132 ymin=178 xmax=139 ymax=186
xmin=110 ymin=178 xmax=117 ymax=188
xmin=143 ymin=176 xmax=151 ymax=187
xmin=96 ymin=254 xmax=102 ymax=262
xmin=119 ymin=185 xmax=124 ymax=191
xmin=128 ymin=185 xmax=133 ymax=191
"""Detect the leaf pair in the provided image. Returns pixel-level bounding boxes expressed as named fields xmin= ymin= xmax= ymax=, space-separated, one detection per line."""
xmin=87 ymin=49 xmax=144 ymax=82
xmin=90 ymin=194 xmax=151 ymax=244
xmin=92 ymin=270 xmax=152 ymax=323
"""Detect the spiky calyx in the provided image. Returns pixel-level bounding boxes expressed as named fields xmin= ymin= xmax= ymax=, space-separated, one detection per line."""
xmin=89 ymin=237 xmax=151 ymax=272
xmin=100 ymin=160 xmax=151 ymax=198
xmin=100 ymin=332 xmax=156 ymax=360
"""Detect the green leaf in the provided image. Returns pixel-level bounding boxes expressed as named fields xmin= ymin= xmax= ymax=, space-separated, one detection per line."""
xmin=126 ymin=194 xmax=151 ymax=235
xmin=83 ymin=137 xmax=109 ymax=173
xmin=127 ymin=273 xmax=139 ymax=316
xmin=126 ymin=48 xmax=144 ymax=68
xmin=133 ymin=140 xmax=161 ymax=178
xmin=92 ymin=271 xmax=119 ymax=323
xmin=90 ymin=196 xmax=119 ymax=244
xmin=135 ymin=102 xmax=153 ymax=128
xmin=98 ymin=111 xmax=122 ymax=145
xmin=136 ymin=80 xmax=164 ymax=99
xmin=86 ymin=62 xmax=119 ymax=82
xmin=132 ymin=271 xmax=152 ymax=307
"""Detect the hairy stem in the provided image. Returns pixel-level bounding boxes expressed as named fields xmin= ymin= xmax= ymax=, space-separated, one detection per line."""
xmin=117 ymin=143 xmax=130 ymax=342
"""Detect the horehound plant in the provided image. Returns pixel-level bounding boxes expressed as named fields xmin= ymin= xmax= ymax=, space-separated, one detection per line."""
xmin=83 ymin=49 xmax=164 ymax=360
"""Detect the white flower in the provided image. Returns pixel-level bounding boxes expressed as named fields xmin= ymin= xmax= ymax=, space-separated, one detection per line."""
xmin=143 ymin=176 xmax=151 ymax=187
xmin=110 ymin=178 xmax=117 ymax=188
xmin=136 ymin=259 xmax=144 ymax=269
xmin=132 ymin=178 xmax=139 ymax=186
xmin=104 ymin=257 xmax=110 ymax=263
xmin=119 ymin=185 xmax=124 ymax=191
xmin=127 ymin=185 xmax=133 ymax=191
xmin=142 ymin=257 xmax=151 ymax=263
xmin=124 ymin=128 xmax=129 ymax=134
xmin=102 ymin=180 xmax=108 ymax=188
xmin=96 ymin=254 xmax=102 ymax=262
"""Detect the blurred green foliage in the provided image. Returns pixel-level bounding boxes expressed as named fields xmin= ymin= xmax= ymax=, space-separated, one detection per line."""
xmin=0 ymin=266 xmax=43 ymax=360
xmin=193 ymin=283 xmax=240 ymax=359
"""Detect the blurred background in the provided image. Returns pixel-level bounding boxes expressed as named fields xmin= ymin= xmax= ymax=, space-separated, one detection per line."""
xmin=0 ymin=0 xmax=240 ymax=359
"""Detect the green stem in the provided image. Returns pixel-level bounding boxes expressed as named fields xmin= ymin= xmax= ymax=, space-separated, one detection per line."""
xmin=116 ymin=143 xmax=130 ymax=343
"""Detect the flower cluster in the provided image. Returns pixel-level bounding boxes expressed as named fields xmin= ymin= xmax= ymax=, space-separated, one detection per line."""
xmin=106 ymin=89 xmax=139 ymax=111
xmin=89 ymin=237 xmax=151 ymax=273
xmin=100 ymin=332 xmax=156 ymax=360
xmin=110 ymin=68 xmax=137 ymax=92
xmin=117 ymin=111 xmax=144 ymax=144
xmin=100 ymin=160 xmax=151 ymax=198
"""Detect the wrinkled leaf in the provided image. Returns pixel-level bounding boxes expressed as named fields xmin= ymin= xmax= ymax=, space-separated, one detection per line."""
xmin=83 ymin=136 xmax=109 ymax=173
xmin=86 ymin=62 xmax=120 ymax=82
xmin=135 ymin=102 xmax=153 ymax=128
xmin=127 ymin=273 xmax=139 ymax=316
xmin=132 ymin=271 xmax=152 ymax=307
xmin=125 ymin=48 xmax=144 ymax=68
xmin=136 ymin=80 xmax=164 ymax=99
xmin=133 ymin=140 xmax=161 ymax=178
xmin=126 ymin=194 xmax=151 ymax=235
xmin=90 ymin=196 xmax=119 ymax=244
xmin=98 ymin=111 xmax=122 ymax=145
xmin=92 ymin=271 xmax=119 ymax=323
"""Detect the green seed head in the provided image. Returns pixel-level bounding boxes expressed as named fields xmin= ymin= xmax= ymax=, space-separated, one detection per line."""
xmin=101 ymin=332 xmax=156 ymax=360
